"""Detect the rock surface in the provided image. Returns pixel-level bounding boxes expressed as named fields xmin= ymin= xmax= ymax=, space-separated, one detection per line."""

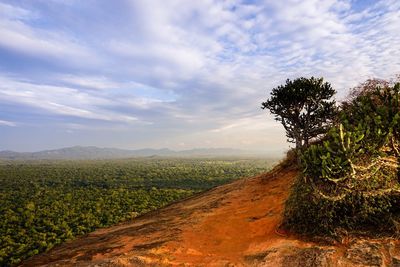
xmin=22 ymin=165 xmax=400 ymax=266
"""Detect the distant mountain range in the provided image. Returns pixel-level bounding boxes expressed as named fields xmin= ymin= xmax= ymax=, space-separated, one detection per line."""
xmin=0 ymin=146 xmax=276 ymax=160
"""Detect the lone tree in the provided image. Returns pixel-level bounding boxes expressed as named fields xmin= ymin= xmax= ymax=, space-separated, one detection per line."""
xmin=262 ymin=77 xmax=337 ymax=152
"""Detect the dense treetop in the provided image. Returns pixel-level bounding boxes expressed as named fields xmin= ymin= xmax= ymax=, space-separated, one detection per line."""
xmin=262 ymin=77 xmax=337 ymax=151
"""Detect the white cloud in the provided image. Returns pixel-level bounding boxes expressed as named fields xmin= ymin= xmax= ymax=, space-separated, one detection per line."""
xmin=57 ymin=75 xmax=121 ymax=90
xmin=0 ymin=2 xmax=36 ymax=20
xmin=0 ymin=5 xmax=99 ymax=67
xmin=1 ymin=0 xmax=400 ymax=150
xmin=0 ymin=76 xmax=138 ymax=123
xmin=0 ymin=119 xmax=17 ymax=127
xmin=108 ymin=40 xmax=205 ymax=77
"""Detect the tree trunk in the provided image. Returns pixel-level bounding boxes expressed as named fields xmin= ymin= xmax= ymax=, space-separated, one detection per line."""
xmin=295 ymin=135 xmax=303 ymax=166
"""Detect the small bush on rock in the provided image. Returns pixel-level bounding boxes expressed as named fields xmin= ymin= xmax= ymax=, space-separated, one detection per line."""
xmin=283 ymin=82 xmax=400 ymax=236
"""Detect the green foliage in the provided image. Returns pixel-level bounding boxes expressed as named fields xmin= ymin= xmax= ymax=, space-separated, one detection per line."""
xmin=0 ymin=157 xmax=275 ymax=266
xmin=284 ymin=83 xmax=400 ymax=236
xmin=284 ymin=176 xmax=394 ymax=236
xmin=262 ymin=77 xmax=337 ymax=150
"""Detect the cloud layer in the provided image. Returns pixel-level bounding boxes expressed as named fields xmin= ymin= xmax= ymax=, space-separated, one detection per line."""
xmin=0 ymin=0 xmax=399 ymax=152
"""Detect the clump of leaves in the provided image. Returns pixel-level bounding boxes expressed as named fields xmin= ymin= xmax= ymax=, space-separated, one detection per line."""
xmin=262 ymin=77 xmax=337 ymax=153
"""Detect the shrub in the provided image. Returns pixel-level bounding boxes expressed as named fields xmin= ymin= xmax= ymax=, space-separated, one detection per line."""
xmin=283 ymin=83 xmax=400 ymax=236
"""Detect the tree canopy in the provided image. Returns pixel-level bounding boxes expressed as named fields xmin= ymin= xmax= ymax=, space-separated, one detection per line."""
xmin=262 ymin=77 xmax=337 ymax=151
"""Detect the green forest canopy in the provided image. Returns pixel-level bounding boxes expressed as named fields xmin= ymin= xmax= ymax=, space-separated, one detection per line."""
xmin=0 ymin=157 xmax=276 ymax=266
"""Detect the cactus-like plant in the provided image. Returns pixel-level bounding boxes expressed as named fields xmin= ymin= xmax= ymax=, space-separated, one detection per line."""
xmin=284 ymin=82 xmax=400 ymax=235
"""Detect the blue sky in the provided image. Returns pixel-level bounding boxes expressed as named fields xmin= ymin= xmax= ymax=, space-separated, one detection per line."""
xmin=0 ymin=0 xmax=399 ymax=152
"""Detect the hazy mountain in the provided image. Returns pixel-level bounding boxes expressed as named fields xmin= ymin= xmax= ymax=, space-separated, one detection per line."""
xmin=0 ymin=146 xmax=270 ymax=160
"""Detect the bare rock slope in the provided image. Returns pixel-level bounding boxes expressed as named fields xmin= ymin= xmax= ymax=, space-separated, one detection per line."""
xmin=22 ymin=165 xmax=400 ymax=266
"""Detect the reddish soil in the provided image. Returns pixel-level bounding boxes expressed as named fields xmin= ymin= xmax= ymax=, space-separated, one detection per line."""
xmin=168 ymin=165 xmax=298 ymax=265
xmin=22 ymin=164 xmax=400 ymax=266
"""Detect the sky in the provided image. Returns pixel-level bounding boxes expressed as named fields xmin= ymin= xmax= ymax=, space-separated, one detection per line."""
xmin=0 ymin=0 xmax=399 ymax=153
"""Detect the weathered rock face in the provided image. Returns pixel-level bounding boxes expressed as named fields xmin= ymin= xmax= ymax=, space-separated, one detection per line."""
xmin=344 ymin=240 xmax=384 ymax=266
xmin=21 ymin=166 xmax=400 ymax=267
xmin=244 ymin=246 xmax=333 ymax=267
xmin=244 ymin=239 xmax=400 ymax=267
